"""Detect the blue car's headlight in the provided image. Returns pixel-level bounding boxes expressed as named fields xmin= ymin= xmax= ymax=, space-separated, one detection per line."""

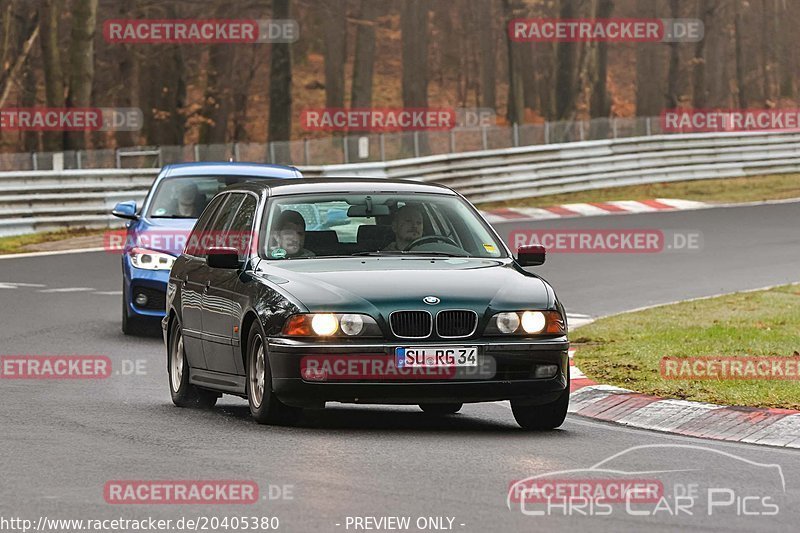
xmin=485 ymin=311 xmax=565 ymax=335
xmin=129 ymin=247 xmax=176 ymax=271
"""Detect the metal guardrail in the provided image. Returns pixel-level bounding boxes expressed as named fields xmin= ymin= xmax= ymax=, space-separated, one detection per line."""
xmin=0 ymin=130 xmax=798 ymax=236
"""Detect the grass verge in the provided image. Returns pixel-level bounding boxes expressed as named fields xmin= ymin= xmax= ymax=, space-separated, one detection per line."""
xmin=0 ymin=227 xmax=107 ymax=255
xmin=478 ymin=173 xmax=800 ymax=209
xmin=573 ymin=284 xmax=800 ymax=410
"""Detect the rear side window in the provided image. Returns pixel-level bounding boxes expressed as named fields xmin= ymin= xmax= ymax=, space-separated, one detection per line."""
xmin=184 ymin=195 xmax=225 ymax=257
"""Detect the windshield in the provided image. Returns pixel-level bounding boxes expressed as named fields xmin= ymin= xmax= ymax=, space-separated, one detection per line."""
xmin=260 ymin=193 xmax=507 ymax=260
xmin=147 ymin=175 xmax=259 ymax=218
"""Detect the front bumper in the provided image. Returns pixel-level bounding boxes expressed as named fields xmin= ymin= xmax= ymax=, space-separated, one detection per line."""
xmin=267 ymin=337 xmax=569 ymax=408
xmin=123 ymin=255 xmax=170 ymax=319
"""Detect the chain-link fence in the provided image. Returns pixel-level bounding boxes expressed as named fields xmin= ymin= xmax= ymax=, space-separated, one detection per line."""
xmin=2 ymin=116 xmax=670 ymax=171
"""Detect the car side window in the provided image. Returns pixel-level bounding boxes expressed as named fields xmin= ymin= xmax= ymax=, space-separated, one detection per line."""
xmin=227 ymin=195 xmax=258 ymax=259
xmin=184 ymin=194 xmax=225 ymax=257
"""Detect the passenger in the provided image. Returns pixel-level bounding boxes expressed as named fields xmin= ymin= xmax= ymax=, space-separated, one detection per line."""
xmin=384 ymin=204 xmax=424 ymax=251
xmin=269 ymin=210 xmax=315 ymax=258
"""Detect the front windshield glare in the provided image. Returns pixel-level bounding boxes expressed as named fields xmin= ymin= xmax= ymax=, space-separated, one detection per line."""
xmin=149 ymin=176 xmax=254 ymax=218
xmin=261 ymin=193 xmax=506 ymax=260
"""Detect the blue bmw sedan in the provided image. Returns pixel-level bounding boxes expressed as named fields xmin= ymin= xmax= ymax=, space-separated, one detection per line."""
xmin=111 ymin=162 xmax=302 ymax=335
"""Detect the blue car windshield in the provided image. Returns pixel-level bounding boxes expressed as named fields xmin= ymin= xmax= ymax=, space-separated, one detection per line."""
xmin=148 ymin=176 xmax=256 ymax=218
xmin=261 ymin=193 xmax=507 ymax=260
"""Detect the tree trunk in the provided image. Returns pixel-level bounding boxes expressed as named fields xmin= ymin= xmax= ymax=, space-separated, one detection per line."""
xmin=691 ymin=0 xmax=717 ymax=108
xmin=321 ymin=0 xmax=346 ymax=109
xmin=400 ymin=0 xmax=430 ymax=155
xmin=350 ymin=0 xmax=378 ymax=108
xmin=590 ymin=0 xmax=613 ymax=118
xmin=65 ymin=0 xmax=98 ymax=150
xmin=475 ymin=0 xmax=496 ymax=109
xmin=555 ymin=0 xmax=581 ymax=120
xmin=268 ymin=0 xmax=293 ymax=155
xmin=38 ymin=0 xmax=65 ymax=151
xmin=665 ymin=0 xmax=681 ymax=108
xmin=502 ymin=0 xmax=524 ymax=125
xmin=635 ymin=0 xmax=662 ymax=116
xmin=734 ymin=0 xmax=747 ymax=108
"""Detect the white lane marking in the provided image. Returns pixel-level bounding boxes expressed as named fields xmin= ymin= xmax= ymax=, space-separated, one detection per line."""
xmin=93 ymin=291 xmax=122 ymax=295
xmin=0 ymin=247 xmax=106 ymax=259
xmin=0 ymin=282 xmax=46 ymax=289
xmin=38 ymin=287 xmax=95 ymax=293
xmin=610 ymin=200 xmax=659 ymax=212
xmin=560 ymin=203 xmax=611 ymax=216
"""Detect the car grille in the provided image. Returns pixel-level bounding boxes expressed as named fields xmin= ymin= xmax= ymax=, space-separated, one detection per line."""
xmin=436 ymin=310 xmax=478 ymax=338
xmin=390 ymin=311 xmax=432 ymax=338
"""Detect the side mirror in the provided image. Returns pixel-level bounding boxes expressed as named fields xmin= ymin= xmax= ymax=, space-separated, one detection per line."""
xmin=112 ymin=201 xmax=138 ymax=220
xmin=206 ymin=247 xmax=241 ymax=269
xmin=516 ymin=244 xmax=546 ymax=266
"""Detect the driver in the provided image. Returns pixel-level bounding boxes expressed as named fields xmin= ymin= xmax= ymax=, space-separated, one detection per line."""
xmin=174 ymin=183 xmax=204 ymax=217
xmin=384 ymin=204 xmax=424 ymax=251
xmin=269 ymin=210 xmax=315 ymax=258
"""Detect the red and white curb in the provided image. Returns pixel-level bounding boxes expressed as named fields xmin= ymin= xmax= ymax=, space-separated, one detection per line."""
xmin=482 ymin=198 xmax=707 ymax=223
xmin=567 ymin=349 xmax=800 ymax=449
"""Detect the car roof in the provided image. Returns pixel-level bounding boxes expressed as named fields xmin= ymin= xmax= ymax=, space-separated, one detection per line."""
xmin=220 ymin=177 xmax=458 ymax=197
xmin=160 ymin=162 xmax=302 ymax=179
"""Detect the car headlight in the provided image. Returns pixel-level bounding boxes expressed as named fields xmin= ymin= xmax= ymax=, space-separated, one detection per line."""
xmin=129 ymin=247 xmax=176 ymax=270
xmin=282 ymin=313 xmax=381 ymax=337
xmin=485 ymin=310 xmax=565 ymax=336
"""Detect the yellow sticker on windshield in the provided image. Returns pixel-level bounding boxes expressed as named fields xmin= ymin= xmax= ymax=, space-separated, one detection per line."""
xmin=483 ymin=244 xmax=497 ymax=254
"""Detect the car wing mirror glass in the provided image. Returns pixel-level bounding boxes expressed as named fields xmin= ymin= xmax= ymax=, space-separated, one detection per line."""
xmin=517 ymin=244 xmax=546 ymax=266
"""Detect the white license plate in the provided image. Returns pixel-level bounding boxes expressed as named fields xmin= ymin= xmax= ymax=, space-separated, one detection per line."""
xmin=396 ymin=346 xmax=478 ymax=368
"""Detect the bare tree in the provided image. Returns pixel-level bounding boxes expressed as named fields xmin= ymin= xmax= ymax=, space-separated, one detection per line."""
xmin=321 ymin=0 xmax=346 ymax=109
xmin=665 ymin=0 xmax=681 ymax=108
xmin=400 ymin=0 xmax=430 ymax=154
xmin=635 ymin=0 xmax=662 ymax=116
xmin=39 ymin=0 xmax=65 ymax=151
xmin=65 ymin=0 xmax=98 ymax=150
xmin=475 ymin=0 xmax=496 ymax=109
xmin=350 ymin=0 xmax=378 ymax=109
xmin=555 ymin=0 xmax=582 ymax=120
xmin=268 ymin=0 xmax=293 ymax=154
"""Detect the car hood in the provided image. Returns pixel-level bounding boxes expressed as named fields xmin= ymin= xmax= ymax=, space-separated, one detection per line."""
xmin=256 ymin=257 xmax=554 ymax=317
xmin=129 ymin=217 xmax=197 ymax=257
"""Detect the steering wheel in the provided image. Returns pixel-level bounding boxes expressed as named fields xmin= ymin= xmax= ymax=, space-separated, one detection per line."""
xmin=403 ymin=235 xmax=459 ymax=251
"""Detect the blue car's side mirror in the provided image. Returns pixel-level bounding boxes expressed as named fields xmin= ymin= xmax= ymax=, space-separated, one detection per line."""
xmin=112 ymin=201 xmax=138 ymax=220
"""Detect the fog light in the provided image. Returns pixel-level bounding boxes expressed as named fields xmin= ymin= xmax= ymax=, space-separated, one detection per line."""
xmin=134 ymin=293 xmax=149 ymax=307
xmin=533 ymin=364 xmax=558 ymax=378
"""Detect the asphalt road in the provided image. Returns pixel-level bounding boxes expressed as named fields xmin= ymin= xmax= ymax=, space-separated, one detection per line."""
xmin=1 ymin=201 xmax=798 ymax=532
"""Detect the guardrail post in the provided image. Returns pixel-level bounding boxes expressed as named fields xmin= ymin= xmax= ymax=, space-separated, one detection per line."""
xmin=578 ymin=121 xmax=584 ymax=141
xmin=158 ymin=147 xmax=163 ymax=167
xmin=115 ymin=149 xmax=121 ymax=168
xmin=379 ymin=133 xmax=385 ymax=161
xmin=612 ymin=118 xmax=618 ymax=138
xmin=544 ymin=121 xmax=550 ymax=144
xmin=303 ymin=139 xmax=309 ymax=165
xmin=31 ymin=152 xmax=38 ymax=171
xmin=194 ymin=144 xmax=200 ymax=161
xmin=269 ymin=142 xmax=275 ymax=164
xmin=646 ymin=116 xmax=652 ymax=136
xmin=343 ymin=135 xmax=349 ymax=164
xmin=233 ymin=143 xmax=240 ymax=162
xmin=481 ymin=126 xmax=488 ymax=150
xmin=76 ymin=151 xmax=82 ymax=169
xmin=449 ymin=130 xmax=456 ymax=152
xmin=413 ymin=131 xmax=420 ymax=158
xmin=512 ymin=123 xmax=519 ymax=147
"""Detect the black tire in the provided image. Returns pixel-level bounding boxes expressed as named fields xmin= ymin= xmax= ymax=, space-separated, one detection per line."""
xmin=168 ymin=320 xmax=218 ymax=409
xmin=246 ymin=322 xmax=301 ymax=426
xmin=511 ymin=386 xmax=570 ymax=430
xmin=419 ymin=403 xmax=463 ymax=415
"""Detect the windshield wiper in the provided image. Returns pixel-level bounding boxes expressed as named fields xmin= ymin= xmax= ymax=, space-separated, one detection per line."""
xmin=351 ymin=250 xmax=465 ymax=258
